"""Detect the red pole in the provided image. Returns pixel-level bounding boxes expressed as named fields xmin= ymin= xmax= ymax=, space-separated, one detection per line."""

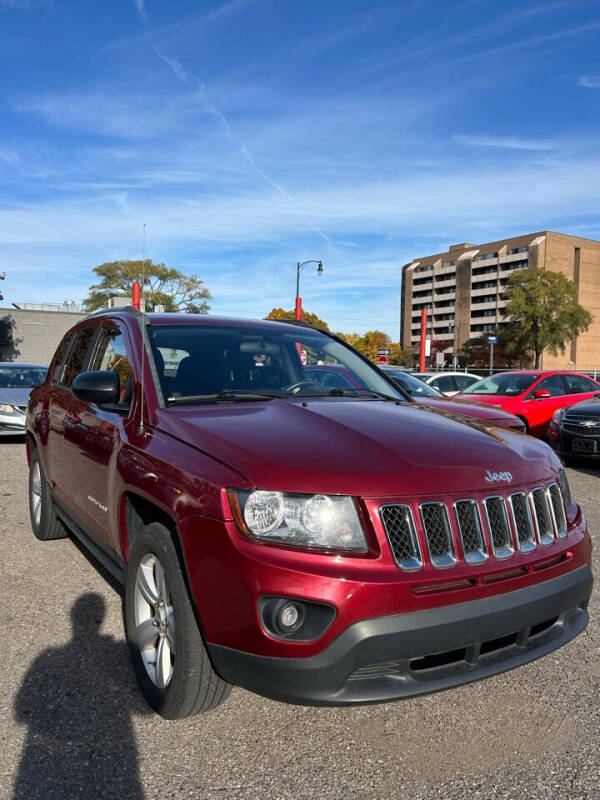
xmin=419 ymin=307 xmax=427 ymax=372
xmin=132 ymin=281 xmax=141 ymax=311
xmin=295 ymin=296 xmax=302 ymax=320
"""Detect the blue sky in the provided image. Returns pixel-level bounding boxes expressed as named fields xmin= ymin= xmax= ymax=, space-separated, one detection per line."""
xmin=1 ymin=0 xmax=600 ymax=338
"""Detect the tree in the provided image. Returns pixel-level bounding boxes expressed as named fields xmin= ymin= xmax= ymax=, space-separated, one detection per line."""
xmin=352 ymin=330 xmax=391 ymax=362
xmin=83 ymin=260 xmax=211 ymax=313
xmin=504 ymin=268 xmax=592 ymax=368
xmin=459 ymin=323 xmax=533 ymax=369
xmin=265 ymin=308 xmax=329 ymax=329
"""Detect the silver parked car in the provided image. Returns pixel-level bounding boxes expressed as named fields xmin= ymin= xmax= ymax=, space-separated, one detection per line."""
xmin=0 ymin=362 xmax=47 ymax=436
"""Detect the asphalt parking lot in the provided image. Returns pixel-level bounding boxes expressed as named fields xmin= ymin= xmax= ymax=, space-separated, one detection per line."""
xmin=0 ymin=439 xmax=598 ymax=800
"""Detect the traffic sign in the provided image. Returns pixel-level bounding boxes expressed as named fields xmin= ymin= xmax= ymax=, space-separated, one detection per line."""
xmin=377 ymin=355 xmax=389 ymax=365
xmin=377 ymin=348 xmax=390 ymax=356
xmin=486 ymin=335 xmax=498 ymax=344
xmin=299 ymin=350 xmax=307 ymax=365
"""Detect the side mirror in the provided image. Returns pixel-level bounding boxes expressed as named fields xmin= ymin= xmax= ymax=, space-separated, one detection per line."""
xmin=72 ymin=370 xmax=120 ymax=406
xmin=533 ymin=389 xmax=552 ymax=399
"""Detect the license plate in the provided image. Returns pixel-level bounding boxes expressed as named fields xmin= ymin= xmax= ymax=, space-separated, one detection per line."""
xmin=572 ymin=438 xmax=598 ymax=453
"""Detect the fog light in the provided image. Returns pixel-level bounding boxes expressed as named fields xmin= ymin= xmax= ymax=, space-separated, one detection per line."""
xmin=280 ymin=603 xmax=299 ymax=628
xmin=259 ymin=596 xmax=337 ymax=641
xmin=272 ymin=600 xmax=304 ymax=635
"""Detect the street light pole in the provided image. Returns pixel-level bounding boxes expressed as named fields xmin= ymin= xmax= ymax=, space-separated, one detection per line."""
xmin=295 ymin=260 xmax=323 ymax=320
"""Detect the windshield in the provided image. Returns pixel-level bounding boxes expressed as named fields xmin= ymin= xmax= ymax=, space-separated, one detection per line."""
xmin=383 ymin=370 xmax=442 ymax=397
xmin=149 ymin=323 xmax=406 ymax=404
xmin=462 ymin=373 xmax=539 ymax=396
xmin=0 ymin=365 xmax=47 ymax=389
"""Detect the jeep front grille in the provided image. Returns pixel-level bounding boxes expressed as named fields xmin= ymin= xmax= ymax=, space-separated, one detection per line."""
xmin=484 ymin=496 xmax=514 ymax=559
xmin=420 ymin=503 xmax=456 ymax=568
xmin=454 ymin=500 xmax=486 ymax=564
xmin=508 ymin=492 xmax=536 ymax=552
xmin=531 ymin=488 xmax=554 ymax=546
xmin=380 ymin=505 xmax=421 ymax=570
xmin=380 ymin=481 xmax=569 ymax=571
xmin=548 ymin=483 xmax=567 ymax=539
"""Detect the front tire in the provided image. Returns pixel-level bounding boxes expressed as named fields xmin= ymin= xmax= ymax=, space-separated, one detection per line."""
xmin=124 ymin=523 xmax=231 ymax=719
xmin=28 ymin=450 xmax=67 ymax=541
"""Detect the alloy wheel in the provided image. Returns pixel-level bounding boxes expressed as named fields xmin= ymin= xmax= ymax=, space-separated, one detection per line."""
xmin=30 ymin=461 xmax=42 ymax=528
xmin=134 ymin=553 xmax=176 ymax=688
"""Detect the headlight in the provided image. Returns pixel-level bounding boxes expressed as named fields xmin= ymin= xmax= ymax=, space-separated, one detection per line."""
xmin=0 ymin=404 xmax=21 ymax=417
xmin=228 ymin=489 xmax=367 ymax=552
xmin=552 ymin=408 xmax=567 ymax=424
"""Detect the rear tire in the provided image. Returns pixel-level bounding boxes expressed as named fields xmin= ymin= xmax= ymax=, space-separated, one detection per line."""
xmin=124 ymin=523 xmax=231 ymax=719
xmin=28 ymin=450 xmax=67 ymax=541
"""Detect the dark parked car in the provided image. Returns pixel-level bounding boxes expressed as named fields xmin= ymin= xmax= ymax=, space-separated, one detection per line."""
xmin=549 ymin=396 xmax=600 ymax=460
xmin=0 ymin=362 xmax=47 ymax=436
xmin=26 ymin=310 xmax=592 ymax=719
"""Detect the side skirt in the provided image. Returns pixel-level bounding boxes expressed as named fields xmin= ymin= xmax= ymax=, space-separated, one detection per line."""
xmin=53 ymin=501 xmax=125 ymax=585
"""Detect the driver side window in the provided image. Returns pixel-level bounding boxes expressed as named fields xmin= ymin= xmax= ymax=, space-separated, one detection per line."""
xmin=527 ymin=375 xmax=566 ymax=398
xmin=90 ymin=326 xmax=133 ymax=407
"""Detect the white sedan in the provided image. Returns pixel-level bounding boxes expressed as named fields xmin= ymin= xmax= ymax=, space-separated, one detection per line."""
xmin=414 ymin=371 xmax=481 ymax=397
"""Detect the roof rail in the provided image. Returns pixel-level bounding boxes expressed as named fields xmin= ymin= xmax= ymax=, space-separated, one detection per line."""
xmin=84 ymin=305 xmax=142 ymax=318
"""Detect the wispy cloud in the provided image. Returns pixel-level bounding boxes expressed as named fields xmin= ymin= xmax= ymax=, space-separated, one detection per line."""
xmin=132 ymin=0 xmax=146 ymax=22
xmin=0 ymin=0 xmax=52 ymax=8
xmin=153 ymin=45 xmax=349 ymax=262
xmin=578 ymin=74 xmax=600 ymax=88
xmin=454 ymin=133 xmax=556 ymax=151
xmin=207 ymin=0 xmax=253 ymax=22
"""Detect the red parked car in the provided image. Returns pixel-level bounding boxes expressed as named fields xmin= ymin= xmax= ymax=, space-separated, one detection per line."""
xmin=25 ymin=311 xmax=592 ymax=718
xmin=456 ymin=370 xmax=600 ymax=437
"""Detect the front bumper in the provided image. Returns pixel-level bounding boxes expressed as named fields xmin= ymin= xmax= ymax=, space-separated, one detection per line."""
xmin=550 ymin=426 xmax=600 ymax=458
xmin=207 ymin=564 xmax=592 ymax=706
xmin=0 ymin=418 xmax=26 ymax=435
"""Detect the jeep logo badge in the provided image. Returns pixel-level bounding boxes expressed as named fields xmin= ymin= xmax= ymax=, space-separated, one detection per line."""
xmin=485 ymin=470 xmax=512 ymax=483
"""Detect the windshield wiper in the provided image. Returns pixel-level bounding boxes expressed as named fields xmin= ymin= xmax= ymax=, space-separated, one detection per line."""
xmin=292 ymin=388 xmax=403 ymax=402
xmin=167 ymin=389 xmax=283 ymax=405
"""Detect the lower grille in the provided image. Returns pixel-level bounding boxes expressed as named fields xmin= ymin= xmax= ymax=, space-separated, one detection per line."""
xmin=484 ymin=496 xmax=514 ymax=559
xmin=420 ymin=503 xmax=456 ymax=568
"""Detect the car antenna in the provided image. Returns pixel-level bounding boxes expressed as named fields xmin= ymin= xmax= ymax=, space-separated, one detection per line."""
xmin=138 ymin=223 xmax=147 ymax=436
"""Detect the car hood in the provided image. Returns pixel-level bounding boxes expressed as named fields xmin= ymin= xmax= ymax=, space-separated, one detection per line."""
xmin=0 ymin=388 xmax=31 ymax=408
xmin=562 ymin=397 xmax=600 ymax=416
xmin=155 ymin=398 xmax=559 ymax=497
xmin=452 ymin=394 xmax=511 ymax=407
xmin=416 ymin=396 xmax=520 ymax=425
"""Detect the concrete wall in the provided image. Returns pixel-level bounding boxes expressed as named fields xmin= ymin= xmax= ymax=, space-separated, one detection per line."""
xmin=0 ymin=308 xmax=86 ymax=364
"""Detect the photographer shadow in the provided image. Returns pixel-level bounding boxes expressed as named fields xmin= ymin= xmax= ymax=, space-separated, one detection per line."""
xmin=13 ymin=593 xmax=147 ymax=799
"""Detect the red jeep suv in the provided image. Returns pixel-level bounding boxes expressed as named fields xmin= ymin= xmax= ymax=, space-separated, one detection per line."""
xmin=25 ymin=310 xmax=593 ymax=719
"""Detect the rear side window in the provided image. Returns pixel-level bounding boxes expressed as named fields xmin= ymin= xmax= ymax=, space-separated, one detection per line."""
xmin=454 ymin=375 xmax=477 ymax=391
xmin=58 ymin=327 xmax=96 ymax=388
xmin=565 ymin=374 xmax=599 ymax=394
xmin=51 ymin=331 xmax=76 ymax=385
xmin=431 ymin=375 xmax=455 ymax=393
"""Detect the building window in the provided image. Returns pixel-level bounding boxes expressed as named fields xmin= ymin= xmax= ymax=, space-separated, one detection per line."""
xmin=509 ymin=246 xmax=528 ymax=255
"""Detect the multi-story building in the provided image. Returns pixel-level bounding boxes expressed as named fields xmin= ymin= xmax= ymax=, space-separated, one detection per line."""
xmin=400 ymin=231 xmax=600 ymax=369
